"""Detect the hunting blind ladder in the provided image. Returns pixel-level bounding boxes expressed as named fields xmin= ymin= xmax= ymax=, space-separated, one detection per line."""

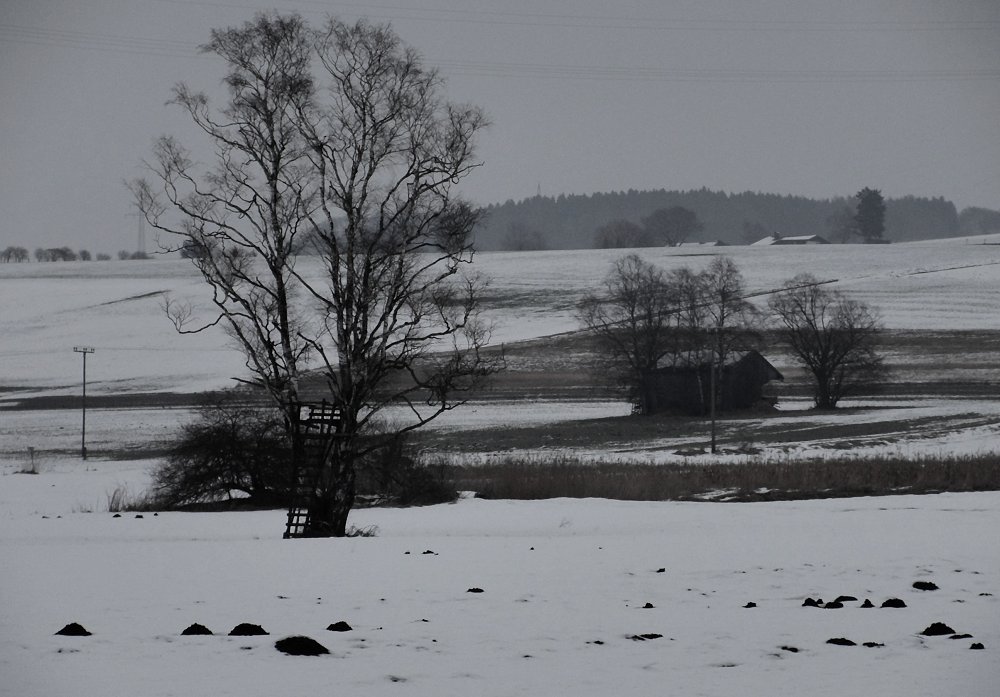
xmin=283 ymin=401 xmax=342 ymax=539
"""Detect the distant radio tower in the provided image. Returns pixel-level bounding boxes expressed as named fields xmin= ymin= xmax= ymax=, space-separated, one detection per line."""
xmin=536 ymin=183 xmax=542 ymax=198
xmin=126 ymin=210 xmax=145 ymax=256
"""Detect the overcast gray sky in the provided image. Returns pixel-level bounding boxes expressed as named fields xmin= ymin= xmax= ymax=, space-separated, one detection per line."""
xmin=2 ymin=0 xmax=999 ymax=254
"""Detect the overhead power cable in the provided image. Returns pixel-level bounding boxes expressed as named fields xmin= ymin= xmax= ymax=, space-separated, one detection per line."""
xmin=0 ymin=23 xmax=203 ymax=59
xmin=150 ymin=0 xmax=1000 ymax=33
xmin=2 ymin=22 xmax=997 ymax=83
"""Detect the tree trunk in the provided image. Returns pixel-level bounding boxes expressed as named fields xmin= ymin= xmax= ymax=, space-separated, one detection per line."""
xmin=814 ymin=385 xmax=836 ymax=409
xmin=306 ymin=450 xmax=356 ymax=537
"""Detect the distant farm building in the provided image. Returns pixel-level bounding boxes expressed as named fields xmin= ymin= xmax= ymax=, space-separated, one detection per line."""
xmin=640 ymin=350 xmax=783 ymax=416
xmin=752 ymin=234 xmax=829 ymax=246
xmin=678 ymin=240 xmax=728 ymax=247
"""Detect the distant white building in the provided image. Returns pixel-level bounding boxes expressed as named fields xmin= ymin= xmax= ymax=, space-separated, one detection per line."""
xmin=752 ymin=234 xmax=829 ymax=246
xmin=678 ymin=240 xmax=727 ymax=247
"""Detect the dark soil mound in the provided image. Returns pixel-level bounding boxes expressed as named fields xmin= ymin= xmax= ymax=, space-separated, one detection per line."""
xmin=913 ymin=581 xmax=939 ymax=591
xmin=326 ymin=621 xmax=352 ymax=632
xmin=743 ymin=602 xmax=757 ymax=608
xmin=275 ymin=635 xmax=329 ymax=656
xmin=950 ymin=634 xmax=974 ymax=640
xmin=920 ymin=622 xmax=956 ymax=636
xmin=55 ymin=623 xmax=91 ymax=636
xmin=834 ymin=595 xmax=858 ymax=603
xmin=229 ymin=623 xmax=268 ymax=636
xmin=826 ymin=638 xmax=856 ymax=646
xmin=181 ymin=623 xmax=213 ymax=635
xmin=466 ymin=587 xmax=485 ymax=593
xmin=862 ymin=642 xmax=885 ymax=648
xmin=629 ymin=633 xmax=663 ymax=641
xmin=881 ymin=598 xmax=907 ymax=608
xmin=970 ymin=643 xmax=985 ymax=650
xmin=824 ymin=601 xmax=844 ymax=609
xmin=860 ymin=599 xmax=875 ymax=608
xmin=802 ymin=598 xmax=822 ymax=607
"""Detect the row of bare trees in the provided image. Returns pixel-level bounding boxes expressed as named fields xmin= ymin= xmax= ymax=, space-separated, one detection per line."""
xmin=1 ymin=246 xmax=29 ymax=262
xmin=580 ymin=255 xmax=885 ymax=412
xmin=131 ymin=13 xmax=501 ymax=536
xmin=3 ymin=246 xmax=84 ymax=262
xmin=579 ymin=255 xmax=758 ymax=414
xmin=0 ymin=246 xmax=143 ymax=262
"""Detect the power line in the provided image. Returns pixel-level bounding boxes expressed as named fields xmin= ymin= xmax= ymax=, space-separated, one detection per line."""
xmin=0 ymin=23 xmax=204 ymax=60
xmin=435 ymin=60 xmax=1000 ymax=84
xmin=150 ymin=0 xmax=1000 ymax=33
xmin=2 ymin=22 xmax=997 ymax=84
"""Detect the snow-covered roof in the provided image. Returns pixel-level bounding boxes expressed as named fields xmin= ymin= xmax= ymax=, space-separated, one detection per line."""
xmin=753 ymin=234 xmax=829 ymax=245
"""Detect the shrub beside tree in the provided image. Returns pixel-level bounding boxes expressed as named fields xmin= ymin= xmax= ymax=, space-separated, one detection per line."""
xmin=154 ymin=397 xmax=293 ymax=507
xmin=154 ymin=396 xmax=455 ymax=509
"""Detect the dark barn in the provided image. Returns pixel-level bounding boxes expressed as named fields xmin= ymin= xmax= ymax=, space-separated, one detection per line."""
xmin=642 ymin=350 xmax=783 ymax=416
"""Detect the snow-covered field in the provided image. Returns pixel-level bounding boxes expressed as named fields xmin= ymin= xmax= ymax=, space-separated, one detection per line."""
xmin=2 ymin=239 xmax=1000 ymax=695
xmin=1 ymin=462 xmax=997 ymax=696
xmin=3 ymin=235 xmax=1000 ymax=399
xmin=5 ymin=237 xmax=1000 ymax=457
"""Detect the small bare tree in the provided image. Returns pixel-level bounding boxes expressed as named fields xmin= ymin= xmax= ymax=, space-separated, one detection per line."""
xmin=769 ymin=274 xmax=885 ymax=409
xmin=579 ymin=254 xmax=679 ymax=414
xmin=701 ymin=256 xmax=761 ymax=364
xmin=641 ymin=206 xmax=703 ymax=247
xmin=682 ymin=256 xmax=761 ymax=415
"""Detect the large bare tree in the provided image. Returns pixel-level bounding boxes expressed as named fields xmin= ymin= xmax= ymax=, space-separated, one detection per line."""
xmin=293 ymin=18 xmax=499 ymax=535
xmin=768 ymin=274 xmax=885 ymax=409
xmin=133 ymin=14 xmax=500 ymax=536
xmin=130 ymin=12 xmax=315 ymax=446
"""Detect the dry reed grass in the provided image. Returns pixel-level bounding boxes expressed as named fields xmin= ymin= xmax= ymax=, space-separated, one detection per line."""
xmin=435 ymin=453 xmax=1000 ymax=502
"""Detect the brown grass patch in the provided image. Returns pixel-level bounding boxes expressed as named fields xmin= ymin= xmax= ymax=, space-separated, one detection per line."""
xmin=436 ymin=453 xmax=1000 ymax=502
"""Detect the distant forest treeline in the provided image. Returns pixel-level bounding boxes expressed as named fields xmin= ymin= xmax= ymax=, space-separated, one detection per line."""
xmin=472 ymin=188 xmax=1000 ymax=250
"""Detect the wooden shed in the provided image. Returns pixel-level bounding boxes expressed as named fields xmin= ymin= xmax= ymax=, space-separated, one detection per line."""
xmin=641 ymin=350 xmax=783 ymax=416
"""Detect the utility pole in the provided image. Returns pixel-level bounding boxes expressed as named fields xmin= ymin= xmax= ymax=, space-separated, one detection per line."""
xmin=709 ymin=325 xmax=720 ymax=455
xmin=73 ymin=346 xmax=95 ymax=459
xmin=709 ymin=352 xmax=717 ymax=454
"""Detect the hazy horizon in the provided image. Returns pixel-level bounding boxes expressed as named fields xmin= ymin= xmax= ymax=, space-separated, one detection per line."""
xmin=2 ymin=0 xmax=998 ymax=254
